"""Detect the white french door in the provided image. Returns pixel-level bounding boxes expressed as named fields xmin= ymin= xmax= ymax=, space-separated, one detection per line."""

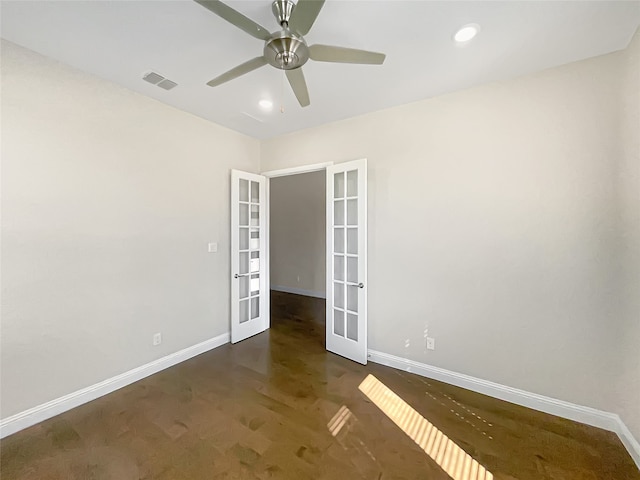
xmin=326 ymin=159 xmax=368 ymax=364
xmin=231 ymin=170 xmax=268 ymax=343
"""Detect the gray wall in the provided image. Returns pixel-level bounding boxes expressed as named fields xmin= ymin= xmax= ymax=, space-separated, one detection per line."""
xmin=0 ymin=41 xmax=260 ymax=418
xmin=270 ymin=171 xmax=326 ymax=297
xmin=261 ymin=40 xmax=639 ymax=439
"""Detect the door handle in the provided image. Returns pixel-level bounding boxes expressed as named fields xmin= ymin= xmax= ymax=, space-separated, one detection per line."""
xmin=358 ymin=282 xmax=364 ymax=288
xmin=234 ymin=273 xmax=250 ymax=279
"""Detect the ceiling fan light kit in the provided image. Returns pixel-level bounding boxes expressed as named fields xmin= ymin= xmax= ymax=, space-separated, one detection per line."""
xmin=194 ymin=0 xmax=386 ymax=108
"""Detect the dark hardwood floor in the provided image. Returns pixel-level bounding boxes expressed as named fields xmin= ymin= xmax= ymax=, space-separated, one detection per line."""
xmin=1 ymin=291 xmax=638 ymax=479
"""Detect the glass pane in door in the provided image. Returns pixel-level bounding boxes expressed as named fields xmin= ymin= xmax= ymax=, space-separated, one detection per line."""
xmin=239 ymin=252 xmax=249 ymax=274
xmin=240 ymin=204 xmax=249 ymax=226
xmin=239 ymin=179 xmax=249 ymax=202
xmin=334 ymin=309 xmax=345 ymax=336
xmin=250 ymin=230 xmax=259 ymax=249
xmin=239 ymin=299 xmax=249 ymax=324
xmin=346 ymin=313 xmax=358 ymax=341
xmin=334 ymin=228 xmax=344 ymax=254
xmin=334 ymin=200 xmax=345 ymax=226
xmin=250 ymin=251 xmax=260 ymax=273
xmin=346 ymin=170 xmax=358 ymax=197
xmin=347 ymin=228 xmax=358 ymax=254
xmin=347 ymin=285 xmax=358 ymax=312
xmin=250 ymin=274 xmax=260 ymax=295
xmin=334 ymin=255 xmax=345 ymax=281
xmin=251 ymin=297 xmax=259 ymax=319
xmin=347 ymin=199 xmax=357 ymax=225
xmin=251 ymin=181 xmax=259 ymax=203
xmin=250 ymin=205 xmax=259 ymax=227
xmin=334 ymin=172 xmax=345 ymax=198
xmin=239 ymin=276 xmax=249 ymax=299
xmin=334 ymin=282 xmax=344 ymax=309
xmin=240 ymin=228 xmax=249 ymax=250
xmin=347 ymin=257 xmax=358 ymax=283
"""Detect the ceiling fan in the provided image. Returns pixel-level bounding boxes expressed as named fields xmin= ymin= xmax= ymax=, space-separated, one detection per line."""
xmin=194 ymin=0 xmax=386 ymax=107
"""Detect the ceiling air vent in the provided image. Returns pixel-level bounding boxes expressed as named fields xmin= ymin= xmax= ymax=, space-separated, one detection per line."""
xmin=143 ymin=72 xmax=164 ymax=85
xmin=142 ymin=72 xmax=177 ymax=90
xmin=157 ymin=79 xmax=178 ymax=90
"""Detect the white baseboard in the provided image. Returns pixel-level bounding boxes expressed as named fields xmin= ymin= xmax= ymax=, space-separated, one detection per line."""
xmin=0 ymin=332 xmax=230 ymax=439
xmin=368 ymin=349 xmax=640 ymax=469
xmin=2 ymin=337 xmax=637 ymax=468
xmin=271 ymin=285 xmax=326 ymax=299
xmin=616 ymin=418 xmax=640 ymax=469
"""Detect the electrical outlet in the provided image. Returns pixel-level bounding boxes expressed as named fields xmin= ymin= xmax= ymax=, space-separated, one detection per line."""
xmin=208 ymin=242 xmax=218 ymax=253
xmin=426 ymin=337 xmax=435 ymax=350
xmin=153 ymin=332 xmax=162 ymax=346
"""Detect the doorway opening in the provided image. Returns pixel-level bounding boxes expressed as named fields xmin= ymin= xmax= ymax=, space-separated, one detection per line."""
xmin=268 ymin=169 xmax=327 ymax=348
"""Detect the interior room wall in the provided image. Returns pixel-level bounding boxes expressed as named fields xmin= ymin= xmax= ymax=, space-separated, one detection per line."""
xmin=2 ymin=29 xmax=638 ymax=447
xmin=616 ymin=29 xmax=640 ymax=442
xmin=269 ymin=171 xmax=326 ymax=297
xmin=261 ymin=43 xmax=635 ymax=432
xmin=0 ymin=40 xmax=260 ymax=418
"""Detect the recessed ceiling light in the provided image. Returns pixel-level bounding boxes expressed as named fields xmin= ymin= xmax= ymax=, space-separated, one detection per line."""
xmin=258 ymin=99 xmax=273 ymax=111
xmin=453 ymin=24 xmax=480 ymax=43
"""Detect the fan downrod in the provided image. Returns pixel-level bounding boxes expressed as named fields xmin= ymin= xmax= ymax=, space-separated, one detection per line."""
xmin=264 ymin=0 xmax=309 ymax=70
xmin=271 ymin=0 xmax=294 ymax=26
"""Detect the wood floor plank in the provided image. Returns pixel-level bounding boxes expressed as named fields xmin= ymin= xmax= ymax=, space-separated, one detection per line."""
xmin=1 ymin=291 xmax=638 ymax=479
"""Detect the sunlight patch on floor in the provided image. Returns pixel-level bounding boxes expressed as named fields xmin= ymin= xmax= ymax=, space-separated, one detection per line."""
xmin=358 ymin=374 xmax=493 ymax=480
xmin=327 ymin=405 xmax=353 ymax=437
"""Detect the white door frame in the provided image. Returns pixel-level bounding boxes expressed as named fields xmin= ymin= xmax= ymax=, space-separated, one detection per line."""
xmin=262 ymin=162 xmax=334 ymax=329
xmin=261 ymin=160 xmax=368 ymax=363
xmin=261 ymin=162 xmax=334 ymax=179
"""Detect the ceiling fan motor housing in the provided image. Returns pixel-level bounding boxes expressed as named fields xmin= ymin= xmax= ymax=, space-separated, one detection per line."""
xmin=264 ymin=0 xmax=309 ymax=70
xmin=264 ymin=30 xmax=309 ymax=70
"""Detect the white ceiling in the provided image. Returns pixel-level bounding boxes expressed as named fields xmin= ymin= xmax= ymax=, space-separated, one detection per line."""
xmin=2 ymin=1 xmax=639 ymax=139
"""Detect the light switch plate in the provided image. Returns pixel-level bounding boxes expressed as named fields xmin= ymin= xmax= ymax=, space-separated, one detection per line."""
xmin=208 ymin=242 xmax=218 ymax=253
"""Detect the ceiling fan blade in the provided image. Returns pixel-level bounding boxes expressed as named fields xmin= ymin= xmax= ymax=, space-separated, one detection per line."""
xmin=285 ymin=68 xmax=310 ymax=107
xmin=207 ymin=56 xmax=267 ymax=87
xmin=288 ymin=0 xmax=325 ymax=36
xmin=194 ymin=0 xmax=271 ymax=41
xmin=309 ymin=44 xmax=386 ymax=65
